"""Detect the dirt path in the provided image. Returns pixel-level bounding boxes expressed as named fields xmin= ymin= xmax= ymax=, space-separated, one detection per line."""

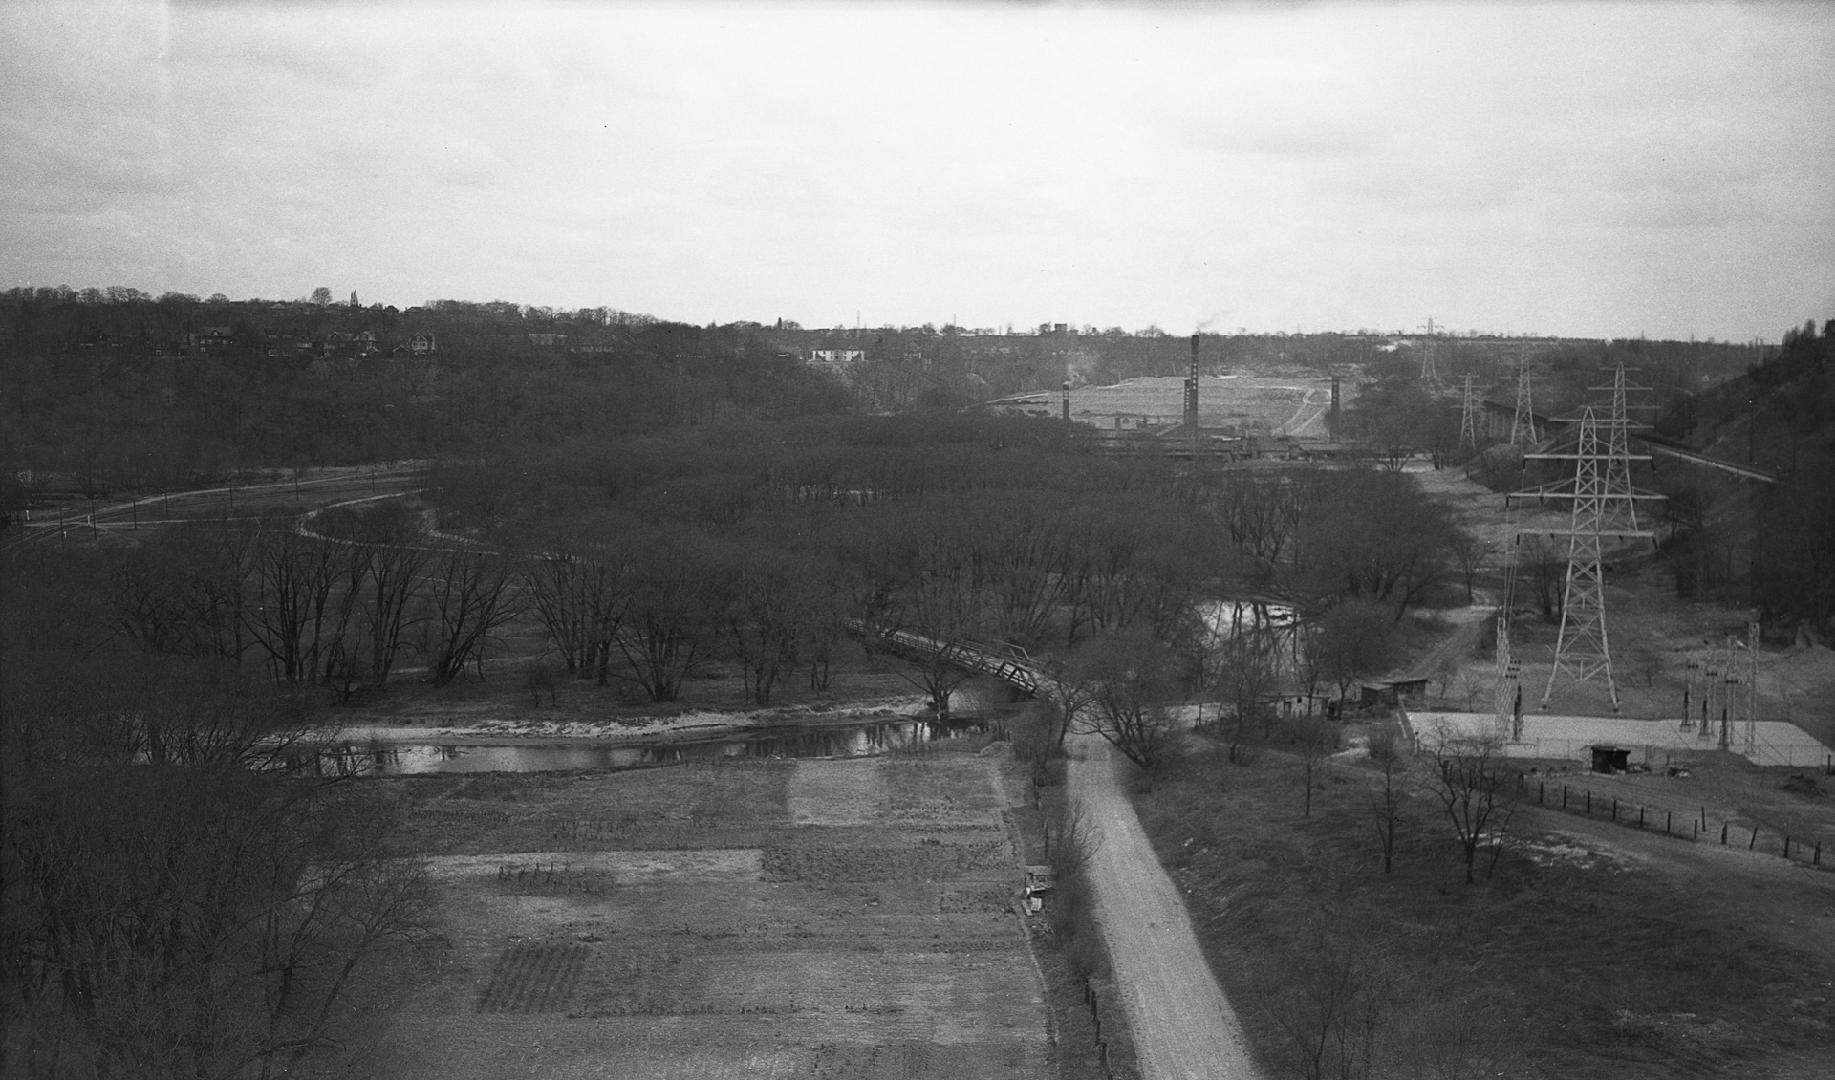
xmin=1069 ymin=734 xmax=1262 ymax=1079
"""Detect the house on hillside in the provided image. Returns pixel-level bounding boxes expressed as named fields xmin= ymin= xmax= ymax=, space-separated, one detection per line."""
xmin=809 ymin=349 xmax=864 ymax=365
xmin=184 ymin=327 xmax=236 ymax=354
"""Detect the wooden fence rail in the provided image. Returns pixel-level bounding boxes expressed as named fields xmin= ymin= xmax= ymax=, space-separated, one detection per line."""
xmin=1522 ymin=775 xmax=1829 ymax=871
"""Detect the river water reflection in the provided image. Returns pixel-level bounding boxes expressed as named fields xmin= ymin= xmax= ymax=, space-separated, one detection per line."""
xmin=308 ymin=716 xmax=996 ymax=776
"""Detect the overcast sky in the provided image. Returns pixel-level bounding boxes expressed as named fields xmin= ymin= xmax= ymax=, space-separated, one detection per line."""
xmin=3 ymin=0 xmax=1831 ymax=341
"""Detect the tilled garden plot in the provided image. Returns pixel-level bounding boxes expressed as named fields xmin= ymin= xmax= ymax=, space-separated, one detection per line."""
xmin=375 ymin=756 xmax=1051 ymax=1080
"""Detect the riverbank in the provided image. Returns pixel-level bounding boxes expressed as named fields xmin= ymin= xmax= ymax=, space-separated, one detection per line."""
xmin=328 ymin=693 xmax=938 ymax=747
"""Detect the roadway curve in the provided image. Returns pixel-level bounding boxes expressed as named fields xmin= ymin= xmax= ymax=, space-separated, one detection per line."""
xmin=1069 ymin=733 xmax=1263 ymax=1079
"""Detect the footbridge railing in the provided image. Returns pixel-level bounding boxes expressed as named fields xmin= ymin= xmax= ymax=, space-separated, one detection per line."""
xmin=843 ymin=620 xmax=1046 ymax=697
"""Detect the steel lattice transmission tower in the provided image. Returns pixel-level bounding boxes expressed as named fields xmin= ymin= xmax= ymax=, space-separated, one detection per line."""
xmin=1588 ymin=362 xmax=1657 ymax=532
xmin=1493 ymin=512 xmax=1525 ymax=741
xmin=1458 ymin=373 xmax=1481 ymax=450
xmin=1543 ymin=410 xmax=1625 ymax=706
xmin=1511 ymin=408 xmax=1660 ymax=710
xmin=1418 ymin=317 xmax=1441 ymax=385
xmin=1509 ymin=357 xmax=1540 ymax=447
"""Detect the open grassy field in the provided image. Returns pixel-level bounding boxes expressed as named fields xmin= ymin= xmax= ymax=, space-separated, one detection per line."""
xmin=366 ymin=750 xmax=1068 ymax=1080
xmin=1133 ymin=735 xmax=1835 ymax=1080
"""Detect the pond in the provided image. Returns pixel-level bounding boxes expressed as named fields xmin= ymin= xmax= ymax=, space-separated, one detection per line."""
xmin=302 ymin=715 xmax=1001 ymax=776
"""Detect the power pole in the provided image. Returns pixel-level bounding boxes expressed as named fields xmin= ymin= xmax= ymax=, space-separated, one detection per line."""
xmin=1745 ymin=614 xmax=1760 ymax=758
xmin=1719 ymin=636 xmax=1737 ymax=751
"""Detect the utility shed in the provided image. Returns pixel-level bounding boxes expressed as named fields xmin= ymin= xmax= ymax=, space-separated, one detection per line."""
xmin=1588 ymin=745 xmax=1631 ymax=774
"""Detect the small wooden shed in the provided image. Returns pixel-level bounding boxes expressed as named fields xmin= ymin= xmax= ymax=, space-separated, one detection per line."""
xmin=1588 ymin=745 xmax=1631 ymax=774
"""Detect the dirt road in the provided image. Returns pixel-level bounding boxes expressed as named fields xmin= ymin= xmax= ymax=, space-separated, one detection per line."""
xmin=1069 ymin=735 xmax=1263 ymax=1079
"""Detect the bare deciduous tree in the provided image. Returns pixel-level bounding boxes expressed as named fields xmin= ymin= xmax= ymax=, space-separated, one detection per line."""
xmin=1366 ymin=727 xmax=1408 ymax=874
xmin=1309 ymin=601 xmax=1398 ymax=708
xmin=364 ymin=540 xmax=430 ymax=689
xmin=1288 ymin=714 xmax=1339 ymax=817
xmin=524 ymin=543 xmax=631 ymax=684
xmin=615 ymin=529 xmax=731 ymax=703
xmin=1212 ymin=622 xmax=1284 ymax=763
xmin=1424 ymin=727 xmax=1520 ymax=884
xmin=1263 ymin=933 xmax=1394 ymax=1080
xmin=425 ymin=547 xmax=519 ymax=686
xmin=1071 ymin=629 xmax=1181 ymax=768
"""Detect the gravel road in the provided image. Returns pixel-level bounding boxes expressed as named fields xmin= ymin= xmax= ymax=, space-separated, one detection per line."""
xmin=1068 ymin=734 xmax=1263 ymax=1080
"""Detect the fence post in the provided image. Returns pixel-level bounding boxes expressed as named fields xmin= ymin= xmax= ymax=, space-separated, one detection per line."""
xmin=1816 ymin=842 xmax=1822 ymax=866
xmin=1562 ymin=787 xmax=1569 ymax=809
xmin=1611 ymin=797 xmax=1617 ymax=822
xmin=1750 ymin=827 xmax=1759 ymax=851
xmin=1539 ymin=781 xmax=1545 ymax=805
xmin=1666 ymin=810 xmax=1671 ymax=835
xmin=1586 ymin=791 xmax=1591 ymax=814
xmin=1700 ymin=807 xmax=1707 ymax=831
xmin=1638 ymin=805 xmax=1645 ymax=829
xmin=1784 ymin=836 xmax=1791 ymax=859
xmin=1720 ymin=822 xmax=1728 ymax=845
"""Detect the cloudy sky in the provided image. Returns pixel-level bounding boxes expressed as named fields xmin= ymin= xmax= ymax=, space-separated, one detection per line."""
xmin=3 ymin=0 xmax=1831 ymax=341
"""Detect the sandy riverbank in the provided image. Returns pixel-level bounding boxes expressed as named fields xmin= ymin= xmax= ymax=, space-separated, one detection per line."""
xmin=327 ymin=694 xmax=937 ymax=746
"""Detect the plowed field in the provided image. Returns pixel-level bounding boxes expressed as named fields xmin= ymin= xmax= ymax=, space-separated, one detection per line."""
xmin=371 ymin=755 xmax=1052 ymax=1080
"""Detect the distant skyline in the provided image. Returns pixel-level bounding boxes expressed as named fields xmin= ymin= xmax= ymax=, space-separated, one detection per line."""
xmin=3 ymin=0 xmax=1831 ymax=342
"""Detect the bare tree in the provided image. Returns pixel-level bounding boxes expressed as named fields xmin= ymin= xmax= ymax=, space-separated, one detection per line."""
xmin=1309 ymin=601 xmax=1398 ymax=708
xmin=1034 ymin=663 xmax=1098 ymax=755
xmin=364 ymin=540 xmax=430 ymax=688
xmin=1424 ymin=728 xmax=1520 ymax=884
xmin=1366 ymin=727 xmax=1408 ymax=874
xmin=615 ymin=529 xmax=731 ymax=703
xmin=425 ymin=547 xmax=519 ymax=686
xmin=1449 ymin=533 xmax=1491 ymax=604
xmin=1072 ymin=628 xmax=1182 ymax=768
xmin=1212 ymin=622 xmax=1284 ymax=763
xmin=1288 ymin=714 xmax=1339 ymax=817
xmin=1042 ymin=799 xmax=1102 ymax=880
xmin=867 ymin=531 xmax=990 ymax=718
xmin=524 ymin=544 xmax=631 ymax=683
xmin=968 ymin=492 xmax=1072 ymax=642
xmin=723 ymin=546 xmax=831 ymax=705
xmin=245 ymin=525 xmax=341 ymax=685
xmin=3 ymin=769 xmax=429 ymax=1080
xmin=1263 ymin=932 xmax=1394 ymax=1080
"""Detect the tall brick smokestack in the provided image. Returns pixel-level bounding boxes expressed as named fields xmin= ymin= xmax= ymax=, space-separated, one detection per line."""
xmin=1185 ymin=334 xmax=1200 ymax=431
